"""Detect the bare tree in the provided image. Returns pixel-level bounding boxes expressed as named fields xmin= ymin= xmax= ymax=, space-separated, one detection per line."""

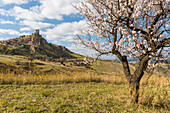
xmin=75 ymin=0 xmax=170 ymax=103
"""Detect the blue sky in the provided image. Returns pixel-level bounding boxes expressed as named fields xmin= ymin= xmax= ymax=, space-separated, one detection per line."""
xmin=0 ymin=0 xmax=115 ymax=59
xmin=0 ymin=1 xmax=87 ymax=54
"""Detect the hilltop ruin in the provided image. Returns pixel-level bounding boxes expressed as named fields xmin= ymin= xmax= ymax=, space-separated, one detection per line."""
xmin=0 ymin=30 xmax=74 ymax=60
xmin=0 ymin=30 xmax=42 ymax=47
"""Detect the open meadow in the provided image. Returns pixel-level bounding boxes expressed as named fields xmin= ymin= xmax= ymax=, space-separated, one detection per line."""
xmin=0 ymin=75 xmax=169 ymax=112
xmin=0 ymin=74 xmax=170 ymax=112
xmin=0 ymin=55 xmax=170 ymax=112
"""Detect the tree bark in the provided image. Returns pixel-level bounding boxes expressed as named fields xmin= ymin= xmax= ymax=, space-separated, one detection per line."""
xmin=113 ymin=50 xmax=150 ymax=103
xmin=128 ymin=55 xmax=150 ymax=103
xmin=128 ymin=73 xmax=142 ymax=103
xmin=113 ymin=51 xmax=131 ymax=80
xmin=116 ymin=54 xmax=150 ymax=103
xmin=129 ymin=80 xmax=140 ymax=103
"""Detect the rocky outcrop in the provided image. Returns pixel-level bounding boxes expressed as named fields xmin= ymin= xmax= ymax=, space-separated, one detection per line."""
xmin=0 ymin=30 xmax=75 ymax=60
xmin=0 ymin=30 xmax=41 ymax=46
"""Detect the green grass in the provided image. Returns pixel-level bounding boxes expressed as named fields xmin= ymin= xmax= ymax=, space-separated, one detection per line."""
xmin=0 ymin=54 xmax=169 ymax=112
xmin=0 ymin=83 xmax=169 ymax=112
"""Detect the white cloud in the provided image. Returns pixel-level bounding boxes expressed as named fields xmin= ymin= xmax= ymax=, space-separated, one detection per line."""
xmin=61 ymin=36 xmax=75 ymax=42
xmin=5 ymin=0 xmax=79 ymax=21
xmin=20 ymin=20 xmax=54 ymax=29
xmin=0 ymin=0 xmax=31 ymax=5
xmin=0 ymin=29 xmax=20 ymax=35
xmin=43 ymin=20 xmax=88 ymax=42
xmin=68 ymin=44 xmax=97 ymax=57
xmin=0 ymin=29 xmax=31 ymax=37
xmin=0 ymin=19 xmax=15 ymax=24
xmin=68 ymin=44 xmax=117 ymax=60
xmin=19 ymin=32 xmax=31 ymax=36
xmin=39 ymin=0 xmax=78 ymax=20
xmin=0 ymin=9 xmax=8 ymax=16
xmin=20 ymin=27 xmax=31 ymax=31
xmin=0 ymin=37 xmax=8 ymax=41
xmin=9 ymin=6 xmax=43 ymax=21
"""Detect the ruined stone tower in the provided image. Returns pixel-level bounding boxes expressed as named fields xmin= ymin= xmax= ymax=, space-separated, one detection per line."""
xmin=35 ymin=29 xmax=39 ymax=35
xmin=30 ymin=29 xmax=41 ymax=53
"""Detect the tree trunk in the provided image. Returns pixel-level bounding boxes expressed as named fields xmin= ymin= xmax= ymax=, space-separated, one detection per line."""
xmin=114 ymin=52 xmax=149 ymax=104
xmin=128 ymin=55 xmax=149 ymax=103
xmin=129 ymin=78 xmax=140 ymax=103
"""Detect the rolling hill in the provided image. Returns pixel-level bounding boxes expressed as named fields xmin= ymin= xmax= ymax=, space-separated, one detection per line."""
xmin=0 ymin=30 xmax=169 ymax=77
xmin=0 ymin=30 xmax=75 ymax=61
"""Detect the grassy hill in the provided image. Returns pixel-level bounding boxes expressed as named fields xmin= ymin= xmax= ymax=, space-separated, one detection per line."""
xmin=0 ymin=54 xmax=169 ymax=77
xmin=0 ymin=30 xmax=169 ymax=77
xmin=0 ymin=30 xmax=74 ymax=61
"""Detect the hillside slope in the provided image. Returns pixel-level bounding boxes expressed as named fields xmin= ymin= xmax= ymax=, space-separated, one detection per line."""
xmin=0 ymin=30 xmax=169 ymax=76
xmin=0 ymin=54 xmax=169 ymax=77
xmin=0 ymin=30 xmax=74 ymax=61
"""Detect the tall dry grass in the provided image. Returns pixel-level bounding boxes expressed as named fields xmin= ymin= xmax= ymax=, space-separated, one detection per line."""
xmin=0 ymin=72 xmax=125 ymax=85
xmin=0 ymin=72 xmax=169 ymax=109
xmin=0 ymin=72 xmax=169 ymax=86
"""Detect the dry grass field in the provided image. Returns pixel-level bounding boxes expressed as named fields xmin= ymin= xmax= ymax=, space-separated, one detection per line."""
xmin=0 ymin=54 xmax=169 ymax=112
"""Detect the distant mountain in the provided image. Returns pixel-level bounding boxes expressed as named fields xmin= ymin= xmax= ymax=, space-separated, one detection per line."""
xmin=0 ymin=30 xmax=75 ymax=61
